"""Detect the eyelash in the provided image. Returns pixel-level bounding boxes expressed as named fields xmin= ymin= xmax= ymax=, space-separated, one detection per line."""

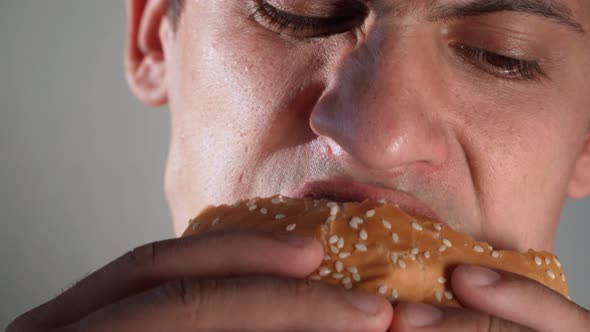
xmin=249 ymin=0 xmax=367 ymax=38
xmin=451 ymin=43 xmax=547 ymax=81
xmin=250 ymin=1 xmax=547 ymax=81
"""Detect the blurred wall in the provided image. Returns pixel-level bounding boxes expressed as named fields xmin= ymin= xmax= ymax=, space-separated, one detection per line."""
xmin=1 ymin=1 xmax=589 ymax=329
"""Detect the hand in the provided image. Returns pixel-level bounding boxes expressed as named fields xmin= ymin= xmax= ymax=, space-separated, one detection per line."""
xmin=390 ymin=264 xmax=590 ymax=332
xmin=7 ymin=230 xmax=392 ymax=332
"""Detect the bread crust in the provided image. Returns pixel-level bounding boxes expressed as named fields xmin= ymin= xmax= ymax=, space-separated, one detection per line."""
xmin=182 ymin=195 xmax=568 ymax=306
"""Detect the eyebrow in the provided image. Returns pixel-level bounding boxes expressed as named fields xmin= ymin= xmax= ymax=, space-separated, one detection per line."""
xmin=429 ymin=0 xmax=585 ymax=33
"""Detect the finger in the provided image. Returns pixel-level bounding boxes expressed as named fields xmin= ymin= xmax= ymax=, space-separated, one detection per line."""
xmin=451 ymin=264 xmax=590 ymax=332
xmin=65 ymin=276 xmax=393 ymax=332
xmin=390 ymin=302 xmax=534 ymax=332
xmin=22 ymin=231 xmax=323 ymax=329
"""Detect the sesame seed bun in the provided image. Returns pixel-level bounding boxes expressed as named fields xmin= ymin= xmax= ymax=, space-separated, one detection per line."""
xmin=182 ymin=195 xmax=568 ymax=307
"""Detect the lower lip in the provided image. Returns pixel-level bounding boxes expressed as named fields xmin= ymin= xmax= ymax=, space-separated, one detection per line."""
xmin=289 ymin=180 xmax=442 ymax=223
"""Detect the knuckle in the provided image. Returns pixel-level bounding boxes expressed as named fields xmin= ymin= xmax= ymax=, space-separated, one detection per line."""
xmin=474 ymin=315 xmax=521 ymax=332
xmin=158 ymin=277 xmax=205 ymax=310
xmin=287 ymin=277 xmax=316 ymax=299
xmin=120 ymin=240 xmax=169 ymax=270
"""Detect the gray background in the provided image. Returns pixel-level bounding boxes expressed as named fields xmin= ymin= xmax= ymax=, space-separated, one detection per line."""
xmin=1 ymin=1 xmax=589 ymax=329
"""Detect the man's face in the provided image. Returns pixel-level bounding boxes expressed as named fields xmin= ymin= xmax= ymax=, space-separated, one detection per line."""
xmin=159 ymin=0 xmax=590 ymax=251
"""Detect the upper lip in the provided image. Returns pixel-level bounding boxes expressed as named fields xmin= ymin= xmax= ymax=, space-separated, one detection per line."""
xmin=288 ymin=178 xmax=442 ymax=223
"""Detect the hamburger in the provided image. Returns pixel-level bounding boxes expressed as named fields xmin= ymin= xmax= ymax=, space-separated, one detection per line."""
xmin=182 ymin=195 xmax=568 ymax=307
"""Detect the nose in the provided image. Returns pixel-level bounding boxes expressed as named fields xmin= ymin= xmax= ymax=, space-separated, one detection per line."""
xmin=310 ymin=29 xmax=450 ymax=172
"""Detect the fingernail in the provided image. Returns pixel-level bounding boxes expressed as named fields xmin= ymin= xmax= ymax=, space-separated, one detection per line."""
xmin=344 ymin=290 xmax=382 ymax=315
xmin=403 ymin=302 xmax=443 ymax=327
xmin=467 ymin=266 xmax=501 ymax=286
xmin=273 ymin=233 xmax=315 ymax=248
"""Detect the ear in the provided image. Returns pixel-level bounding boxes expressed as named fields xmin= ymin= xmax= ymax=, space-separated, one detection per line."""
xmin=567 ymin=135 xmax=590 ymax=199
xmin=125 ymin=0 xmax=171 ymax=106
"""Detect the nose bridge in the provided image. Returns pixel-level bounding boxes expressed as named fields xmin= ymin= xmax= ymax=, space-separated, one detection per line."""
xmin=310 ymin=31 xmax=449 ymax=171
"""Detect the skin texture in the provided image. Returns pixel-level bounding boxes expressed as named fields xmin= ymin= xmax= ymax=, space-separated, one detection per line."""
xmin=7 ymin=0 xmax=590 ymax=331
xmin=153 ymin=0 xmax=590 ymax=253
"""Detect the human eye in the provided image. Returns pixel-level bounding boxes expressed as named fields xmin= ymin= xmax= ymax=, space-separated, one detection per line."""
xmin=248 ymin=0 xmax=369 ymax=39
xmin=450 ymin=43 xmax=547 ymax=81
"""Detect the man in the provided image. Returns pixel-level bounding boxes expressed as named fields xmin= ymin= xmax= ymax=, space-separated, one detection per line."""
xmin=7 ymin=0 xmax=590 ymax=331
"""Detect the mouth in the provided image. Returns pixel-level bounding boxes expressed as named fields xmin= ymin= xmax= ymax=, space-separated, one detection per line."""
xmin=288 ymin=179 xmax=443 ymax=223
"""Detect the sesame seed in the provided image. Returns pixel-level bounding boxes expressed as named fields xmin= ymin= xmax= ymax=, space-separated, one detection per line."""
xmin=365 ymin=209 xmax=376 ymax=217
xmin=435 ymin=291 xmax=443 ymax=302
xmin=409 ymin=255 xmax=417 ymax=261
xmin=424 ymin=251 xmax=431 ymax=259
xmin=352 ymin=273 xmax=361 ymax=282
xmin=437 ymin=277 xmax=446 ymax=284
xmin=412 ymin=222 xmax=423 ymax=231
xmin=339 ymin=252 xmax=351 ymax=259
xmin=325 ymin=215 xmax=336 ymax=223
xmin=359 ymin=229 xmax=368 ymax=241
xmin=271 ymin=197 xmax=282 ymax=204
xmin=342 ymin=277 xmax=352 ymax=285
xmin=547 ymin=270 xmax=556 ymax=280
xmin=323 ymin=255 xmax=331 ymax=261
xmin=390 ymin=254 xmax=399 ymax=264
xmin=439 ymin=245 xmax=447 ymax=252
xmin=337 ymin=237 xmax=345 ymax=249
xmin=332 ymin=273 xmax=344 ymax=279
xmin=473 ymin=245 xmax=484 ymax=253
xmin=534 ymin=256 xmax=543 ymax=266
xmin=211 ymin=217 xmax=220 ymax=226
xmin=378 ymin=285 xmax=388 ymax=295
xmin=355 ymin=244 xmax=368 ymax=252
xmin=246 ymin=199 xmax=257 ymax=206
xmin=349 ymin=220 xmax=359 ymax=230
xmin=286 ymin=224 xmax=296 ymax=232
xmin=492 ymin=251 xmax=500 ymax=258
xmin=434 ymin=223 xmax=442 ymax=231
xmin=554 ymin=257 xmax=562 ymax=268
xmin=329 ymin=235 xmax=339 ymax=244
xmin=335 ymin=261 xmax=344 ymax=273
xmin=444 ymin=291 xmax=454 ymax=300
xmin=488 ymin=245 xmax=493 ymax=251
xmin=545 ymin=257 xmax=551 ymax=265
xmin=319 ymin=267 xmax=331 ymax=277
xmin=191 ymin=222 xmax=200 ymax=231
xmin=392 ymin=233 xmax=400 ymax=243
xmin=330 ymin=245 xmax=339 ymax=254
xmin=561 ymin=274 xmax=566 ymax=282
xmin=260 ymin=208 xmax=268 ymax=214
xmin=398 ymin=259 xmax=407 ymax=269
xmin=391 ymin=288 xmax=399 ymax=300
xmin=382 ymin=219 xmax=392 ymax=230
xmin=346 ymin=266 xmax=358 ymax=274
xmin=248 ymin=205 xmax=257 ymax=211
xmin=344 ymin=283 xmax=353 ymax=290
xmin=411 ymin=248 xmax=420 ymax=255
xmin=442 ymin=238 xmax=453 ymax=248
xmin=275 ymin=214 xmax=286 ymax=220
xmin=326 ymin=202 xmax=338 ymax=208
xmin=377 ymin=199 xmax=387 ymax=204
xmin=330 ymin=205 xmax=339 ymax=216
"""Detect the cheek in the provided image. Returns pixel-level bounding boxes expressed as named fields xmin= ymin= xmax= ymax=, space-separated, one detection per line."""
xmin=450 ymin=83 xmax=585 ymax=249
xmin=165 ymin=2 xmax=332 ymax=213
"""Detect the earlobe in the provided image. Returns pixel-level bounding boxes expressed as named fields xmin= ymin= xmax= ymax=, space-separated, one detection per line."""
xmin=567 ymin=135 xmax=590 ymax=199
xmin=125 ymin=0 xmax=170 ymax=107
